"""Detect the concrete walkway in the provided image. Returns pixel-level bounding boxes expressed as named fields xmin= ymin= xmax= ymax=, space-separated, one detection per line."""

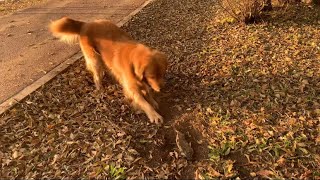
xmin=0 ymin=0 xmax=146 ymax=103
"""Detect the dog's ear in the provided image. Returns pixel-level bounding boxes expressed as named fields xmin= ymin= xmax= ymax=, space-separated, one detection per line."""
xmin=133 ymin=57 xmax=148 ymax=81
xmin=153 ymin=51 xmax=168 ymax=74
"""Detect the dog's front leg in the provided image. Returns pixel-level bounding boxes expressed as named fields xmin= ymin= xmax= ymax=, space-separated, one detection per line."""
xmin=145 ymin=90 xmax=159 ymax=110
xmin=124 ymin=87 xmax=163 ymax=124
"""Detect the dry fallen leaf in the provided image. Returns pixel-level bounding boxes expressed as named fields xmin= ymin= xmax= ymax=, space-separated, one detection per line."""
xmin=12 ymin=151 xmax=19 ymax=159
xmin=256 ymin=170 xmax=274 ymax=177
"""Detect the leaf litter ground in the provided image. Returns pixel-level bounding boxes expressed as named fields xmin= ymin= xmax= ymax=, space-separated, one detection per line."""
xmin=1 ymin=0 xmax=320 ymax=179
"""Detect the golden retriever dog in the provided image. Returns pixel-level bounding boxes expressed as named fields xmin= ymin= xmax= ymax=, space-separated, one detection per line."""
xmin=49 ymin=17 xmax=168 ymax=124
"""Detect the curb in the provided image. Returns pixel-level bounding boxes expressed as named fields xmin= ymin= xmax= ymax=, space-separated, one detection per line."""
xmin=0 ymin=0 xmax=154 ymax=115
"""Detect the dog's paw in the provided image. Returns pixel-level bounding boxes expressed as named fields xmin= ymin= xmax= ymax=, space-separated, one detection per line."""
xmin=94 ymin=81 xmax=103 ymax=92
xmin=147 ymin=111 xmax=163 ymax=125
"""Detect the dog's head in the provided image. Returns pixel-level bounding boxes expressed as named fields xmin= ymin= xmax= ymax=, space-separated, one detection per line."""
xmin=134 ymin=50 xmax=168 ymax=92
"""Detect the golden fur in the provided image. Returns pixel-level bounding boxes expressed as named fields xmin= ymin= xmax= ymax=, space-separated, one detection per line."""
xmin=49 ymin=17 xmax=168 ymax=124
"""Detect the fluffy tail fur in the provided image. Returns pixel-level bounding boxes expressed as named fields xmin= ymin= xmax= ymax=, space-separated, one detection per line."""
xmin=49 ymin=17 xmax=84 ymax=44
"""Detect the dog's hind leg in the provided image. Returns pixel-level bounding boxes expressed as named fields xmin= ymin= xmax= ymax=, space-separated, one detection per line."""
xmin=80 ymin=43 xmax=104 ymax=90
xmin=85 ymin=53 xmax=104 ymax=90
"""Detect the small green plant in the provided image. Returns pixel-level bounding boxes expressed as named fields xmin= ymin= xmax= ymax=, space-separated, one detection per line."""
xmin=208 ymin=140 xmax=236 ymax=161
xmin=108 ymin=165 xmax=126 ymax=180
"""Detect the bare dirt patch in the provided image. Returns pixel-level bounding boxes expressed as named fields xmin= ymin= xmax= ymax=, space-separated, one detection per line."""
xmin=1 ymin=0 xmax=320 ymax=179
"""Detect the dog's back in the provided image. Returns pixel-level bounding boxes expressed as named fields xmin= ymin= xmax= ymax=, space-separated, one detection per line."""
xmin=50 ymin=17 xmax=132 ymax=44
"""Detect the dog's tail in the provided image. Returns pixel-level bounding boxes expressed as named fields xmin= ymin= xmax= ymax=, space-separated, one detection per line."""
xmin=49 ymin=17 xmax=84 ymax=44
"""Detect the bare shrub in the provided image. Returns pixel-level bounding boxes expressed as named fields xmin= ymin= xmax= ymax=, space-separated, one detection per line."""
xmin=218 ymin=0 xmax=267 ymax=24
